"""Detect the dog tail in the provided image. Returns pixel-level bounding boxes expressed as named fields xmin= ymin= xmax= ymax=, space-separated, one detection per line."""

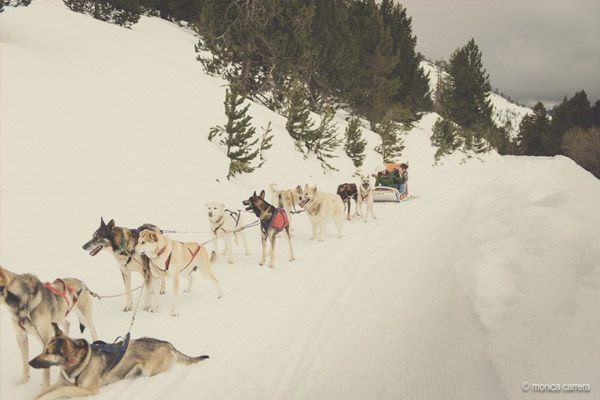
xmin=210 ymin=250 xmax=217 ymax=263
xmin=79 ymin=322 xmax=86 ymax=333
xmin=176 ymin=350 xmax=209 ymax=365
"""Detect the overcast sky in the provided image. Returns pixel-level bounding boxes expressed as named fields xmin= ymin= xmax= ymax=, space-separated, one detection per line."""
xmin=399 ymin=0 xmax=600 ymax=107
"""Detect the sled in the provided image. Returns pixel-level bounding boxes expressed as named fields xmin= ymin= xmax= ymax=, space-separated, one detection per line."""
xmin=373 ymin=186 xmax=402 ymax=202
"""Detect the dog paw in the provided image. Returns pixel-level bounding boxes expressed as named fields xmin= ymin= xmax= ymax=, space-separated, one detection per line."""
xmin=228 ymin=260 xmax=234 ymax=264
xmin=171 ymin=311 xmax=179 ymax=318
xmin=160 ymin=290 xmax=166 ymax=295
xmin=318 ymin=238 xmax=324 ymax=242
xmin=122 ymin=305 xmax=133 ymax=312
xmin=18 ymin=374 xmax=29 ymax=385
xmin=268 ymin=265 xmax=275 ymax=269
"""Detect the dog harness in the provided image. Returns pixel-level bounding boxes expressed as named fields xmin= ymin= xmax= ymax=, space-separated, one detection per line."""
xmin=212 ymin=209 xmax=242 ymax=234
xmin=262 ymin=208 xmax=289 ymax=233
xmin=156 ymin=244 xmax=202 ymax=271
xmin=43 ymin=279 xmax=78 ymax=314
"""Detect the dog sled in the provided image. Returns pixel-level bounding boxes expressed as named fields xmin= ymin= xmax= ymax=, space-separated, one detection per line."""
xmin=373 ymin=186 xmax=402 ymax=202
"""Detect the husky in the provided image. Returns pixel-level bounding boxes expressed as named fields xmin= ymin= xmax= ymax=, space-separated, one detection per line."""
xmin=29 ymin=323 xmax=208 ymax=400
xmin=298 ymin=185 xmax=344 ymax=241
xmin=0 ymin=266 xmax=98 ymax=388
xmin=336 ymin=183 xmax=359 ymax=221
xmin=267 ymin=183 xmax=302 ymax=235
xmin=82 ymin=218 xmax=165 ymax=312
xmin=205 ymin=203 xmax=250 ymax=264
xmin=242 ymin=190 xmax=295 ymax=268
xmin=357 ymin=175 xmax=376 ymax=222
xmin=135 ymin=229 xmax=223 ymax=317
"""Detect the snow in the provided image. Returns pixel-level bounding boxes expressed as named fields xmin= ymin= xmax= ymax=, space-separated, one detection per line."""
xmin=2 ymin=2 xmax=599 ymax=399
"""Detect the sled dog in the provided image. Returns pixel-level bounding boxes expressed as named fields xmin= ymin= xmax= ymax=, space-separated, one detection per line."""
xmin=336 ymin=183 xmax=359 ymax=221
xmin=357 ymin=175 xmax=376 ymax=222
xmin=82 ymin=218 xmax=164 ymax=312
xmin=268 ymin=183 xmax=302 ymax=234
xmin=299 ymin=185 xmax=344 ymax=241
xmin=29 ymin=323 xmax=208 ymax=400
xmin=242 ymin=190 xmax=295 ymax=268
xmin=205 ymin=203 xmax=250 ymax=264
xmin=136 ymin=230 xmax=223 ymax=317
xmin=0 ymin=266 xmax=98 ymax=387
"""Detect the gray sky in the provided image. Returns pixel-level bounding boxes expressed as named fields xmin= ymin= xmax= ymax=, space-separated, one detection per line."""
xmin=399 ymin=0 xmax=600 ymax=107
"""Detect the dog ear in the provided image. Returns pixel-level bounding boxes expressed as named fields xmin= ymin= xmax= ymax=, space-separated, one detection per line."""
xmin=100 ymin=217 xmax=106 ymax=227
xmin=259 ymin=190 xmax=265 ymax=199
xmin=107 ymin=219 xmax=115 ymax=229
xmin=296 ymin=185 xmax=302 ymax=193
xmin=52 ymin=322 xmax=64 ymax=337
xmin=204 ymin=203 xmax=208 ymax=207
xmin=252 ymin=191 xmax=257 ymax=198
xmin=149 ymin=232 xmax=158 ymax=242
xmin=220 ymin=203 xmax=225 ymax=208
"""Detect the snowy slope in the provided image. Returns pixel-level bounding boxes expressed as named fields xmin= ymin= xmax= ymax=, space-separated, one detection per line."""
xmin=2 ymin=2 xmax=600 ymax=400
xmin=421 ymin=60 xmax=532 ymax=137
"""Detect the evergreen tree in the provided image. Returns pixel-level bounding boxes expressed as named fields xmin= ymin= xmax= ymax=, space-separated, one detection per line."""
xmin=431 ymin=117 xmax=460 ymax=160
xmin=562 ymin=127 xmax=600 ymax=178
xmin=374 ymin=119 xmax=404 ymax=163
xmin=379 ymin=0 xmax=432 ymax=115
xmin=209 ymin=85 xmax=259 ymax=178
xmin=592 ymin=100 xmax=600 ymax=127
xmin=257 ymin=122 xmax=274 ymax=168
xmin=310 ymin=106 xmax=340 ymax=171
xmin=344 ymin=115 xmax=367 ymax=168
xmin=517 ymin=102 xmax=552 ymax=156
xmin=63 ymin=0 xmax=141 ymax=27
xmin=440 ymin=39 xmax=493 ymax=129
xmin=347 ymin=0 xmax=399 ymax=125
xmin=285 ymin=80 xmax=315 ymax=154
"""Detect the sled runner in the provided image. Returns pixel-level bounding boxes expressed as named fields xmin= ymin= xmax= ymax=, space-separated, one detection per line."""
xmin=373 ymin=187 xmax=417 ymax=203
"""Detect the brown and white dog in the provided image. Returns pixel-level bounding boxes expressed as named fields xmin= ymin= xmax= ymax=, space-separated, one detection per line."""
xmin=29 ymin=323 xmax=208 ymax=400
xmin=242 ymin=190 xmax=295 ymax=268
xmin=298 ymin=185 xmax=344 ymax=241
xmin=0 ymin=266 xmax=98 ymax=388
xmin=135 ymin=230 xmax=223 ymax=317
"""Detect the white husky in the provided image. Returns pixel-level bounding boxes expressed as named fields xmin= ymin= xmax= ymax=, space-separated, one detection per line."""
xmin=205 ymin=203 xmax=250 ymax=264
xmin=357 ymin=174 xmax=376 ymax=222
xmin=299 ymin=184 xmax=344 ymax=241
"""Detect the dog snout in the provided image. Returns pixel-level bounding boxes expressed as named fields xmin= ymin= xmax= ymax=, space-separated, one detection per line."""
xmin=208 ymin=211 xmax=213 ymax=218
xmin=28 ymin=357 xmax=46 ymax=369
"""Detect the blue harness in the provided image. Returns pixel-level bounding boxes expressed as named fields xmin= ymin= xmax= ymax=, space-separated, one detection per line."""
xmin=91 ymin=332 xmax=131 ymax=372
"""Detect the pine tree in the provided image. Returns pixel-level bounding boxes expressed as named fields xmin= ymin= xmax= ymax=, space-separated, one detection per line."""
xmin=374 ymin=119 xmax=404 ymax=163
xmin=285 ymin=80 xmax=315 ymax=154
xmin=440 ymin=39 xmax=493 ymax=129
xmin=517 ymin=102 xmax=551 ymax=156
xmin=310 ymin=106 xmax=340 ymax=171
xmin=344 ymin=115 xmax=367 ymax=168
xmin=64 ymin=0 xmax=141 ymax=27
xmin=257 ymin=122 xmax=274 ymax=168
xmin=209 ymin=85 xmax=259 ymax=179
xmin=592 ymin=100 xmax=600 ymax=127
xmin=431 ymin=117 xmax=460 ymax=160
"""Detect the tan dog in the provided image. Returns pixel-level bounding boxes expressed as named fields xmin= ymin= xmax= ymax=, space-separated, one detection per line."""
xmin=0 ymin=266 xmax=98 ymax=388
xmin=357 ymin=174 xmax=376 ymax=222
xmin=268 ymin=183 xmax=302 ymax=235
xmin=298 ymin=185 xmax=344 ymax=241
xmin=135 ymin=230 xmax=223 ymax=317
xmin=29 ymin=323 xmax=208 ymax=400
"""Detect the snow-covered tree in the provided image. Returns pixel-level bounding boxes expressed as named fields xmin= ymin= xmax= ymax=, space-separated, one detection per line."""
xmin=209 ymin=85 xmax=259 ymax=179
xmin=344 ymin=115 xmax=367 ymax=168
xmin=374 ymin=119 xmax=404 ymax=163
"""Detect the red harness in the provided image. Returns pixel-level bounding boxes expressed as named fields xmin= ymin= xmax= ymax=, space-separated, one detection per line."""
xmin=157 ymin=245 xmax=202 ymax=271
xmin=270 ymin=208 xmax=289 ymax=232
xmin=43 ymin=279 xmax=78 ymax=313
